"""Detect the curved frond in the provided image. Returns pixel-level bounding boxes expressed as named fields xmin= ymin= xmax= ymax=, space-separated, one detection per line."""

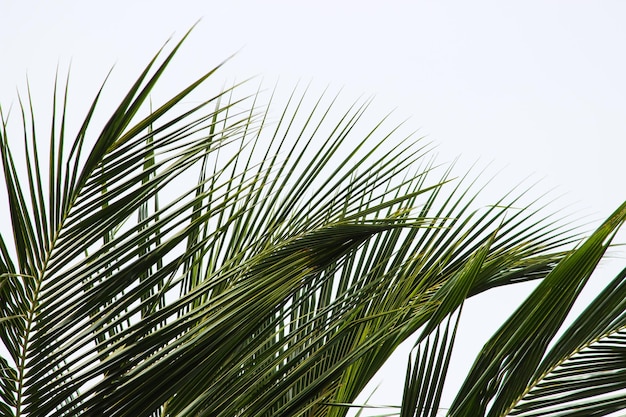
xmin=448 ymin=201 xmax=626 ymax=417
xmin=507 ymin=266 xmax=626 ymax=417
xmin=0 ymin=32 xmax=581 ymax=417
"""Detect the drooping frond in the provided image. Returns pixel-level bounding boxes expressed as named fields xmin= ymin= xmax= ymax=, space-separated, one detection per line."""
xmin=0 ymin=31 xmax=580 ymax=417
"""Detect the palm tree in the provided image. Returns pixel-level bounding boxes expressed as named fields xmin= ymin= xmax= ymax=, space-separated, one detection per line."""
xmin=0 ymin=29 xmax=620 ymax=417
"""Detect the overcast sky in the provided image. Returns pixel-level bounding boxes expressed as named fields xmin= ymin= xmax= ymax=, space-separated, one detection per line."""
xmin=2 ymin=1 xmax=625 ymax=415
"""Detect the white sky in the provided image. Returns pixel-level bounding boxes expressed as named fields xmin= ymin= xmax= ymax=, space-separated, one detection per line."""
xmin=1 ymin=1 xmax=625 ymax=415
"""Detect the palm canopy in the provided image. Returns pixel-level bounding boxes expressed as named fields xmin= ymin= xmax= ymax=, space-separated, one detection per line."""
xmin=0 ymin=31 xmax=585 ymax=417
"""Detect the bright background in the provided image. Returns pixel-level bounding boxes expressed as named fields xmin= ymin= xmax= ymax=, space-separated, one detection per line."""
xmin=1 ymin=1 xmax=625 ymax=415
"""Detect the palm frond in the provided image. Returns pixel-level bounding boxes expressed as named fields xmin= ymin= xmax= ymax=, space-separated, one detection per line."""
xmin=399 ymin=232 xmax=496 ymax=417
xmin=505 ymin=265 xmax=626 ymax=417
xmin=448 ymin=201 xmax=626 ymax=417
xmin=0 ymin=31 xmax=581 ymax=417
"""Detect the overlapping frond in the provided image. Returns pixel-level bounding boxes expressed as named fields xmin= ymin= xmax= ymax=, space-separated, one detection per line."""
xmin=398 ymin=233 xmax=496 ymax=417
xmin=445 ymin=201 xmax=626 ymax=417
xmin=0 ymin=32 xmax=581 ymax=417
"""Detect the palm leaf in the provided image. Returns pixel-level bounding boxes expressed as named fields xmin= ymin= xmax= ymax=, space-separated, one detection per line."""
xmin=399 ymin=232 xmax=496 ymax=417
xmin=0 ymin=31 xmax=580 ymax=417
xmin=448 ymin=200 xmax=626 ymax=417
xmin=506 ymin=266 xmax=626 ymax=417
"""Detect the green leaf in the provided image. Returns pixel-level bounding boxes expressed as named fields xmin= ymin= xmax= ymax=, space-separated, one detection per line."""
xmin=449 ymin=200 xmax=626 ymax=417
xmin=0 ymin=29 xmax=580 ymax=417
